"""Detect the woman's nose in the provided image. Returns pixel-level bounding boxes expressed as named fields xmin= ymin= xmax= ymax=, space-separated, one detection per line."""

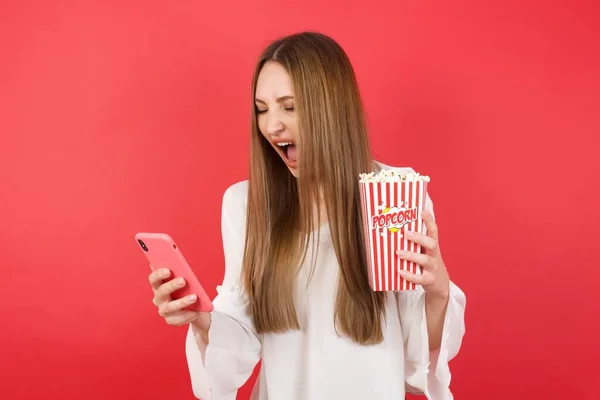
xmin=266 ymin=113 xmax=284 ymax=136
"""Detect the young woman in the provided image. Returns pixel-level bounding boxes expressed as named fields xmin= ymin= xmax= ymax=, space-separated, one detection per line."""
xmin=148 ymin=32 xmax=466 ymax=400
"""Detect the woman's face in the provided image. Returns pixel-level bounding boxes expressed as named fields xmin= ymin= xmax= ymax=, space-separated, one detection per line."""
xmin=255 ymin=61 xmax=299 ymax=177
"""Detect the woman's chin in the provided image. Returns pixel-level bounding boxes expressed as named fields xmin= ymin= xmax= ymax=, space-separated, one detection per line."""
xmin=288 ymin=166 xmax=299 ymax=178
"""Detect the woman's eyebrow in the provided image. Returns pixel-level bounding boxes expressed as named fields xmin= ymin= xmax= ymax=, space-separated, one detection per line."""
xmin=255 ymin=95 xmax=295 ymax=104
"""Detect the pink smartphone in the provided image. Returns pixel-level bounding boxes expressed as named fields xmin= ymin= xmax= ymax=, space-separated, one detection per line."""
xmin=135 ymin=232 xmax=214 ymax=313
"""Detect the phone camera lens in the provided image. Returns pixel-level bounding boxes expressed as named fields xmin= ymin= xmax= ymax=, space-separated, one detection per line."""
xmin=173 ymin=244 xmax=177 ymax=249
xmin=138 ymin=239 xmax=148 ymax=252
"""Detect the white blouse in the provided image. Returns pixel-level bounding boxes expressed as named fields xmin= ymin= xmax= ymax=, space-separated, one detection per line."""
xmin=185 ymin=165 xmax=467 ymax=400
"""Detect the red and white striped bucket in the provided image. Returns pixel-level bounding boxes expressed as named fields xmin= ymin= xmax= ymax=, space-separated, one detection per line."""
xmin=359 ymin=174 xmax=429 ymax=291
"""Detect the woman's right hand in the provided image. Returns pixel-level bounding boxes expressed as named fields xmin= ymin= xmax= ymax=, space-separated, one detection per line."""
xmin=148 ymin=266 xmax=211 ymax=333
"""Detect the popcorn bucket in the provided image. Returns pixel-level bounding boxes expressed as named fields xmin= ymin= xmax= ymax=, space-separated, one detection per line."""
xmin=359 ymin=170 xmax=430 ymax=291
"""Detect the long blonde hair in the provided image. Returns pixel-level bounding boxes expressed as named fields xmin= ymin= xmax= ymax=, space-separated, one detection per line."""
xmin=242 ymin=32 xmax=387 ymax=345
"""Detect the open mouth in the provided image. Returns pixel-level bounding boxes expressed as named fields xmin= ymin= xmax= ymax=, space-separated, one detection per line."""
xmin=276 ymin=141 xmax=297 ymax=165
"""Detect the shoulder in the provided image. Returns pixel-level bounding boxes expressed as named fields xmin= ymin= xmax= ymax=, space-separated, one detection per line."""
xmin=221 ymin=180 xmax=249 ymax=225
xmin=222 ymin=180 xmax=249 ymax=209
xmin=373 ymin=160 xmax=416 ymax=175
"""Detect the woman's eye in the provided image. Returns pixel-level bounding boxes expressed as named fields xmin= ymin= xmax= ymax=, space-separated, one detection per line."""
xmin=284 ymin=106 xmax=295 ymax=112
xmin=256 ymin=109 xmax=267 ymax=114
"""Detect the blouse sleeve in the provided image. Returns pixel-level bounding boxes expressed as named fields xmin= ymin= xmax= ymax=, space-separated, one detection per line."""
xmin=185 ymin=181 xmax=262 ymax=400
xmin=396 ymin=193 xmax=467 ymax=400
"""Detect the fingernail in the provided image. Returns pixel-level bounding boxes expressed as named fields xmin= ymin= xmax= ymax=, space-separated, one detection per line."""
xmin=406 ymin=231 xmax=414 ymax=237
xmin=398 ymin=269 xmax=407 ymax=275
xmin=397 ymin=250 xmax=407 ymax=256
xmin=176 ymin=277 xmax=185 ymax=286
xmin=187 ymin=294 xmax=197 ymax=302
xmin=161 ymin=269 xmax=170 ymax=277
xmin=423 ymin=209 xmax=429 ymax=215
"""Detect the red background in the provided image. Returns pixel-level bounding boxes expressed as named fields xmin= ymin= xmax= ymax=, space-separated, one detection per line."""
xmin=1 ymin=1 xmax=599 ymax=399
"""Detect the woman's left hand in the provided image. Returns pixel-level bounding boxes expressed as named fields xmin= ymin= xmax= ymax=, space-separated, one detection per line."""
xmin=396 ymin=208 xmax=450 ymax=296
